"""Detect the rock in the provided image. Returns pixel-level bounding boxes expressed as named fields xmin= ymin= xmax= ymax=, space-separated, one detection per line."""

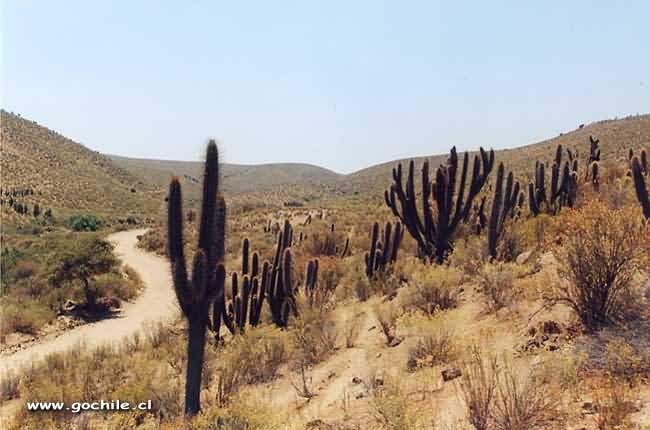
xmin=516 ymin=250 xmax=533 ymax=265
xmin=351 ymin=376 xmax=362 ymax=384
xmin=376 ymin=352 xmax=382 ymax=358
xmin=368 ymin=325 xmax=376 ymax=331
xmin=541 ymin=320 xmax=562 ymax=335
xmin=62 ymin=299 xmax=79 ymax=312
xmin=305 ymin=419 xmax=334 ymax=430
xmin=582 ymin=401 xmax=596 ymax=414
xmin=355 ymin=392 xmax=366 ymax=399
xmin=388 ymin=337 xmax=402 ymax=347
xmin=374 ymin=376 xmax=384 ymax=386
xmin=442 ymin=367 xmax=462 ymax=382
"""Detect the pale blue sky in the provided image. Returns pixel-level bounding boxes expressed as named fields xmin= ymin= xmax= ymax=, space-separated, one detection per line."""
xmin=2 ymin=1 xmax=649 ymax=173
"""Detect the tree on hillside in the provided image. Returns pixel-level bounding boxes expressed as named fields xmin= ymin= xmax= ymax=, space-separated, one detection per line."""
xmin=50 ymin=238 xmax=118 ymax=310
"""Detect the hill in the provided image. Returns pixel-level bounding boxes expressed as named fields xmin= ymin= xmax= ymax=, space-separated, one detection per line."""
xmin=346 ymin=114 xmax=650 ymax=195
xmin=109 ymin=115 xmax=650 ymax=207
xmin=0 ymin=110 xmax=162 ymax=223
xmin=107 ymin=155 xmax=341 ymax=194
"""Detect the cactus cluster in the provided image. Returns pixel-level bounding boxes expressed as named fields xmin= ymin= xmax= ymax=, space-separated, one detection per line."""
xmin=307 ymin=223 xmax=350 ymax=258
xmin=487 ymin=163 xmax=523 ymax=258
xmin=528 ymin=144 xmax=579 ymax=215
xmin=216 ymin=220 xmax=320 ymax=330
xmin=385 ymin=147 xmax=495 ymax=263
xmin=365 ymin=221 xmax=403 ymax=279
xmin=218 ymin=238 xmax=266 ymax=335
xmin=167 ymin=140 xmax=226 ymax=416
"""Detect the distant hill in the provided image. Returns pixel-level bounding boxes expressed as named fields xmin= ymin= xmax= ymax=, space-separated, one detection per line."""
xmin=0 ymin=110 xmax=162 ymax=221
xmin=344 ymin=114 xmax=650 ymax=195
xmin=107 ymin=155 xmax=341 ymax=194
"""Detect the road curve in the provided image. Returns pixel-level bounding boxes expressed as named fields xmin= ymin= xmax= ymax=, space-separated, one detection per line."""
xmin=0 ymin=229 xmax=178 ymax=374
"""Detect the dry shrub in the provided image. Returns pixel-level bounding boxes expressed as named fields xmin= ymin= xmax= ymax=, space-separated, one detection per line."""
xmin=492 ymin=362 xmax=557 ymax=430
xmin=216 ymin=326 xmax=289 ymax=404
xmin=337 ymin=257 xmax=371 ymax=302
xmin=403 ymin=266 xmax=462 ymax=314
xmin=451 ymin=235 xmax=489 ymax=278
xmin=406 ymin=325 xmax=456 ymax=372
xmin=374 ymin=302 xmax=402 ymax=346
xmin=1 ymin=297 xmax=53 ymax=335
xmin=547 ymin=201 xmax=649 ymax=330
xmin=459 ymin=348 xmax=557 ymax=430
xmin=459 ymin=346 xmax=498 ymax=430
xmin=13 ymin=259 xmax=37 ymax=280
xmin=292 ymin=305 xmax=337 ymax=365
xmin=344 ymin=312 xmax=364 ymax=348
xmin=592 ymin=379 xmax=636 ymax=430
xmin=369 ymin=375 xmax=415 ymax=430
xmin=604 ymin=339 xmax=645 ymax=386
xmin=477 ymin=263 xmax=517 ymax=312
xmin=0 ymin=371 xmax=20 ymax=402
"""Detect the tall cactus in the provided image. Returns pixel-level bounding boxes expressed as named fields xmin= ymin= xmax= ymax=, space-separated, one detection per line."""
xmin=487 ymin=163 xmax=521 ymax=259
xmin=365 ymin=221 xmax=403 ymax=279
xmin=167 ymin=140 xmax=226 ymax=416
xmin=385 ymin=147 xmax=494 ymax=263
xmin=631 ymin=156 xmax=650 ymax=219
xmin=529 ymin=144 xmax=578 ymax=216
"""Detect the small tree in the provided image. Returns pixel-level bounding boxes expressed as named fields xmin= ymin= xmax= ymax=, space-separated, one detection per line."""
xmin=546 ymin=201 xmax=649 ymax=330
xmin=50 ymin=238 xmax=118 ymax=309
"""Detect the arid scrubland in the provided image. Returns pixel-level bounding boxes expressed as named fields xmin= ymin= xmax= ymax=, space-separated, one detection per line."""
xmin=1 ymin=114 xmax=650 ymax=430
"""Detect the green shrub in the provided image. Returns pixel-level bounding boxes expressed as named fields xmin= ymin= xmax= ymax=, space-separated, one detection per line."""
xmin=66 ymin=214 xmax=103 ymax=231
xmin=1 ymin=298 xmax=54 ymax=335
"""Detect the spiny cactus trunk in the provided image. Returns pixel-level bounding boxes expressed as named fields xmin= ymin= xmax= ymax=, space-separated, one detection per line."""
xmin=167 ymin=140 xmax=226 ymax=416
xmin=185 ymin=311 xmax=208 ymax=414
xmin=487 ymin=163 xmax=520 ymax=259
xmin=631 ymin=156 xmax=650 ymax=219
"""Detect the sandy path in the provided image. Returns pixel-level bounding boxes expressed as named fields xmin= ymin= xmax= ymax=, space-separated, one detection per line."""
xmin=0 ymin=229 xmax=177 ymax=374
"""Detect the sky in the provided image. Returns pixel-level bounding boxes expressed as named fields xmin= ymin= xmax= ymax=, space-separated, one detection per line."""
xmin=2 ymin=1 xmax=649 ymax=173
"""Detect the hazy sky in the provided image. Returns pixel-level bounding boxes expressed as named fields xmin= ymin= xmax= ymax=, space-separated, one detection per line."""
xmin=2 ymin=1 xmax=649 ymax=173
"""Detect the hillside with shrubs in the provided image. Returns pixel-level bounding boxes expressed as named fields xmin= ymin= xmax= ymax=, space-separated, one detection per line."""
xmin=0 ymin=110 xmax=162 ymax=225
xmin=1 ymin=114 xmax=650 ymax=430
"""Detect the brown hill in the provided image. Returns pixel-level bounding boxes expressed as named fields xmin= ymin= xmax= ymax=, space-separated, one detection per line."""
xmin=347 ymin=115 xmax=650 ymax=195
xmin=0 ymin=110 xmax=162 ymax=221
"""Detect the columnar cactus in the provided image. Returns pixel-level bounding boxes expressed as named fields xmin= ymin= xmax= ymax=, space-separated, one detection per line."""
xmin=487 ymin=163 xmax=521 ymax=259
xmin=220 ymin=238 xmax=265 ymax=334
xmin=631 ymin=156 xmax=650 ymax=219
xmin=529 ymin=144 xmax=578 ymax=216
xmin=365 ymin=221 xmax=403 ymax=279
xmin=167 ymin=140 xmax=226 ymax=416
xmin=385 ymin=147 xmax=495 ymax=263
xmin=629 ymin=148 xmax=648 ymax=176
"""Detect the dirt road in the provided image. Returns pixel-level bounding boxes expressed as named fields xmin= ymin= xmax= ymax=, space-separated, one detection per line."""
xmin=0 ymin=229 xmax=177 ymax=374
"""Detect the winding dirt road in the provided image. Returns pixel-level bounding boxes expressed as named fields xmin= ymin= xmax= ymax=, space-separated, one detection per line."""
xmin=0 ymin=229 xmax=177 ymax=374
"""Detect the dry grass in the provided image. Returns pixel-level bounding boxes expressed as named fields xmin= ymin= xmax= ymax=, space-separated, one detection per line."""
xmin=458 ymin=346 xmax=499 ymax=430
xmin=492 ymin=362 xmax=558 ymax=430
xmin=374 ymin=301 xmax=403 ymax=346
xmin=406 ymin=326 xmax=457 ymax=372
xmin=477 ymin=263 xmax=517 ymax=312
xmin=402 ymin=265 xmax=463 ymax=315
